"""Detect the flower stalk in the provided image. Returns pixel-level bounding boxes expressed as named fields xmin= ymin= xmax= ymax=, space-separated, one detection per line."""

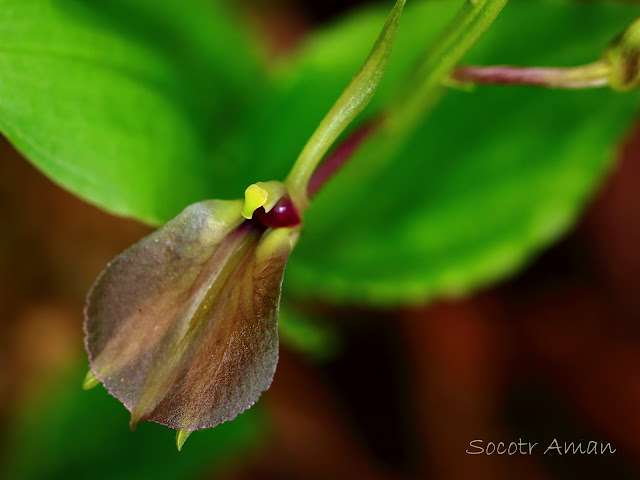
xmin=307 ymin=118 xmax=382 ymax=198
xmin=287 ymin=0 xmax=511 ymax=209
xmin=451 ymin=62 xmax=612 ymax=89
xmin=388 ymin=0 xmax=510 ymax=134
xmin=450 ymin=14 xmax=640 ymax=91
xmin=284 ymin=0 xmax=406 ymax=210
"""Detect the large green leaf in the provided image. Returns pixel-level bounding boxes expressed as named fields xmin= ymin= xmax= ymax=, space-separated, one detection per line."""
xmin=0 ymin=0 xmax=262 ymax=224
xmin=251 ymin=0 xmax=640 ymax=304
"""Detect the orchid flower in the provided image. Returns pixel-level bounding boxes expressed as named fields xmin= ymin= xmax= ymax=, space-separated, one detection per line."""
xmin=82 ymin=0 xmax=406 ymax=450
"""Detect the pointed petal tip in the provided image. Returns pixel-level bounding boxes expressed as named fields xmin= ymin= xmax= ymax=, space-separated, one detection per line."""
xmin=129 ymin=410 xmax=145 ymax=431
xmin=82 ymin=369 xmax=100 ymax=390
xmin=176 ymin=430 xmax=192 ymax=452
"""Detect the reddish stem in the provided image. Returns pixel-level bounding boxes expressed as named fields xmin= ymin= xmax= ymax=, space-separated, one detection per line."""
xmin=307 ymin=118 xmax=382 ymax=198
xmin=452 ymin=64 xmax=610 ymax=89
xmin=254 ymin=117 xmax=382 ymax=228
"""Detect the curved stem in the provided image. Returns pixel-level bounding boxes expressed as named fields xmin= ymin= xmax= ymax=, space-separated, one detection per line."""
xmin=307 ymin=118 xmax=382 ymax=198
xmin=389 ymin=0 xmax=510 ymax=133
xmin=284 ymin=0 xmax=406 ymax=209
xmin=452 ymin=61 xmax=611 ymax=89
xmin=287 ymin=0 xmax=510 ymax=205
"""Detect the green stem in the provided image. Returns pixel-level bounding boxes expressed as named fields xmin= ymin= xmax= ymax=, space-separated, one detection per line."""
xmin=605 ymin=16 xmax=640 ymax=91
xmin=285 ymin=0 xmax=509 ymax=208
xmin=388 ymin=0 xmax=510 ymax=133
xmin=285 ymin=0 xmax=406 ymax=209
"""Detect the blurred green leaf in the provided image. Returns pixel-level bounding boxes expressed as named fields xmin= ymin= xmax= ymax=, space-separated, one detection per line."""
xmin=263 ymin=0 xmax=640 ymax=304
xmin=279 ymin=303 xmax=343 ymax=362
xmin=2 ymin=359 xmax=265 ymax=480
xmin=0 ymin=0 xmax=262 ymax=225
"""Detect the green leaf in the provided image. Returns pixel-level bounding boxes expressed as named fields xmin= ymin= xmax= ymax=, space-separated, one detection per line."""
xmin=264 ymin=0 xmax=640 ymax=304
xmin=2 ymin=360 xmax=265 ymax=480
xmin=0 ymin=0 xmax=262 ymax=225
xmin=279 ymin=303 xmax=343 ymax=362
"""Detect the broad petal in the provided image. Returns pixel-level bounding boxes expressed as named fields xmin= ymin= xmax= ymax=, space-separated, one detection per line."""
xmin=84 ymin=200 xmax=293 ymax=431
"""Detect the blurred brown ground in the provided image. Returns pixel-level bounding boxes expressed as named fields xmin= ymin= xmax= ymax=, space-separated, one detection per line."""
xmin=2 ymin=1 xmax=640 ymax=479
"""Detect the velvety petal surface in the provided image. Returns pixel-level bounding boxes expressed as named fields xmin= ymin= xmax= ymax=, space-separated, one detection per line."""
xmin=84 ymin=200 xmax=292 ymax=431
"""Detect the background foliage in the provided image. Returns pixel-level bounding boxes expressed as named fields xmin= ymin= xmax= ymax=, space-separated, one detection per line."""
xmin=1 ymin=0 xmax=639 ymax=478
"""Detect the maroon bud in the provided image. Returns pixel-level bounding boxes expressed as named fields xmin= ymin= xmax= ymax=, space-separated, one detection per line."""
xmin=252 ymin=195 xmax=302 ymax=228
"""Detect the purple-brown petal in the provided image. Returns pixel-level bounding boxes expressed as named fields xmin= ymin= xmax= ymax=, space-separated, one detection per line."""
xmin=83 ymin=200 xmax=293 ymax=432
